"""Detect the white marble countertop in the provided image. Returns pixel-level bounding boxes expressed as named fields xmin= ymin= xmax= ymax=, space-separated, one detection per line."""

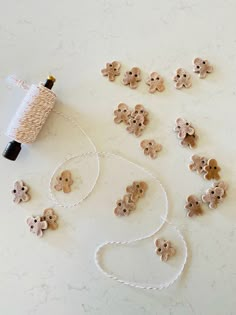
xmin=0 ymin=1 xmax=236 ymax=314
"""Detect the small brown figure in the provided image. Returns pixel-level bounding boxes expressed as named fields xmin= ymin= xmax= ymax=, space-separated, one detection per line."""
xmin=185 ymin=195 xmax=203 ymax=217
xmin=114 ymin=195 xmax=136 ymax=217
xmin=126 ymin=181 xmax=148 ymax=202
xmin=204 ymin=159 xmax=221 ymax=180
xmin=189 ymin=155 xmax=208 ymax=174
xmin=54 ymin=170 xmax=73 ymax=193
xmin=202 ymin=187 xmax=224 ymax=209
xmin=180 ymin=133 xmax=198 ymax=148
xmin=213 ymin=181 xmax=227 ymax=197
xmin=140 ymin=139 xmax=162 ymax=159
xmin=114 ymin=103 xmax=131 ymax=124
xmin=12 ymin=180 xmax=30 ymax=204
xmin=155 ymin=239 xmax=176 ymax=262
xmin=41 ymin=208 xmax=58 ymax=230
xmin=126 ymin=114 xmax=146 ymax=137
xmin=101 ymin=61 xmax=121 ymax=81
xmin=131 ymin=104 xmax=149 ymax=125
xmin=173 ymin=68 xmax=192 ymax=89
xmin=146 ymin=72 xmax=165 ymax=93
xmin=193 ymin=58 xmax=213 ymax=79
xmin=175 ymin=118 xmax=195 ymax=139
xmin=26 ymin=216 xmax=48 ymax=238
xmin=123 ymin=67 xmax=141 ymax=89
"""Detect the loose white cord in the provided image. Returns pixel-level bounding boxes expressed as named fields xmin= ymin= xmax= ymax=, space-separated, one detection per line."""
xmin=95 ymin=221 xmax=188 ymax=290
xmin=6 ymin=75 xmax=188 ymax=290
xmin=49 ymin=151 xmax=188 ymax=290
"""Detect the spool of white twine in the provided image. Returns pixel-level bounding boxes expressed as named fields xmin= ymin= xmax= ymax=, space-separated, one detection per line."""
xmin=6 ymin=83 xmax=56 ymax=144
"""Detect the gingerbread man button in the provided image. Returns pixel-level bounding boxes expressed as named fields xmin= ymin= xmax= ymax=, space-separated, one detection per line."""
xmin=189 ymin=155 xmax=208 ymax=174
xmin=113 ymin=103 xmax=131 ymax=124
xmin=42 ymin=208 xmax=58 ymax=230
xmin=193 ymin=58 xmax=213 ymax=78
xmin=175 ymin=118 xmax=195 ymax=139
xmin=12 ymin=180 xmax=30 ymax=204
xmin=173 ymin=68 xmax=192 ymax=89
xmin=114 ymin=195 xmax=136 ymax=217
xmin=131 ymin=104 xmax=149 ymax=125
xmin=204 ymin=159 xmax=221 ymax=180
xmin=155 ymin=239 xmax=176 ymax=262
xmin=26 ymin=216 xmax=48 ymax=237
xmin=202 ymin=187 xmax=224 ymax=209
xmin=146 ymin=72 xmax=165 ymax=93
xmin=185 ymin=195 xmax=203 ymax=217
xmin=54 ymin=170 xmax=73 ymax=193
xmin=181 ymin=134 xmax=198 ymax=148
xmin=101 ymin=61 xmax=121 ymax=81
xmin=140 ymin=139 xmax=162 ymax=159
xmin=123 ymin=67 xmax=141 ymax=89
xmin=126 ymin=181 xmax=148 ymax=202
xmin=126 ymin=114 xmax=145 ymax=137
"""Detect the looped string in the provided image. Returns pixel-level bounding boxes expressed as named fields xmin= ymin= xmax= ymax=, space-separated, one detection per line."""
xmin=5 ymin=75 xmax=188 ymax=290
xmin=49 ymin=151 xmax=188 ymax=290
xmin=95 ymin=221 xmax=188 ymax=290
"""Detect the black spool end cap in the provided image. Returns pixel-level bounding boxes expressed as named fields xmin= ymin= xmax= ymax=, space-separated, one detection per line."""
xmin=2 ymin=141 xmax=22 ymax=161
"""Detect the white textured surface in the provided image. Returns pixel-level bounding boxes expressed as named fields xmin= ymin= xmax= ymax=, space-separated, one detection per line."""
xmin=0 ymin=1 xmax=236 ymax=314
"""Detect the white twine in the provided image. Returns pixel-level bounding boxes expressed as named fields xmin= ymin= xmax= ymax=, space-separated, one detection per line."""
xmin=48 ymin=113 xmax=100 ymax=208
xmin=49 ymin=151 xmax=188 ymax=290
xmin=6 ymin=75 xmax=188 ymax=291
xmin=95 ymin=218 xmax=188 ymax=290
xmin=6 ymin=83 xmax=56 ymax=144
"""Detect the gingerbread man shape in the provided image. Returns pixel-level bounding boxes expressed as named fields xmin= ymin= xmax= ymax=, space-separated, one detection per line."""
xmin=185 ymin=195 xmax=203 ymax=217
xmin=113 ymin=103 xmax=131 ymax=124
xmin=180 ymin=134 xmax=198 ymax=148
xmin=175 ymin=118 xmax=195 ymax=139
xmin=204 ymin=159 xmax=221 ymax=180
xmin=131 ymin=104 xmax=149 ymax=125
xmin=126 ymin=181 xmax=148 ymax=202
xmin=189 ymin=155 xmax=208 ymax=174
xmin=54 ymin=170 xmax=73 ymax=193
xmin=193 ymin=58 xmax=213 ymax=78
xmin=202 ymin=187 xmax=224 ymax=209
xmin=155 ymin=239 xmax=176 ymax=262
xmin=214 ymin=181 xmax=227 ymax=197
xmin=114 ymin=195 xmax=136 ymax=217
xmin=26 ymin=216 xmax=48 ymax=237
xmin=42 ymin=208 xmax=58 ymax=230
xmin=101 ymin=61 xmax=121 ymax=81
xmin=140 ymin=139 xmax=162 ymax=159
xmin=123 ymin=67 xmax=141 ymax=89
xmin=146 ymin=72 xmax=165 ymax=93
xmin=126 ymin=114 xmax=145 ymax=137
xmin=12 ymin=180 xmax=30 ymax=204
xmin=173 ymin=68 xmax=192 ymax=89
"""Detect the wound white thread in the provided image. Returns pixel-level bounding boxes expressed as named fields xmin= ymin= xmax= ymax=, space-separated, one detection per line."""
xmin=6 ymin=84 xmax=56 ymax=144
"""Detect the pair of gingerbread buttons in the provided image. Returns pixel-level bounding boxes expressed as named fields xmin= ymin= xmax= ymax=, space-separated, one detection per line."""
xmin=26 ymin=208 xmax=58 ymax=237
xmin=114 ymin=181 xmax=148 ymax=217
xmin=174 ymin=118 xmax=198 ymax=149
xmin=12 ymin=170 xmax=74 ymax=206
